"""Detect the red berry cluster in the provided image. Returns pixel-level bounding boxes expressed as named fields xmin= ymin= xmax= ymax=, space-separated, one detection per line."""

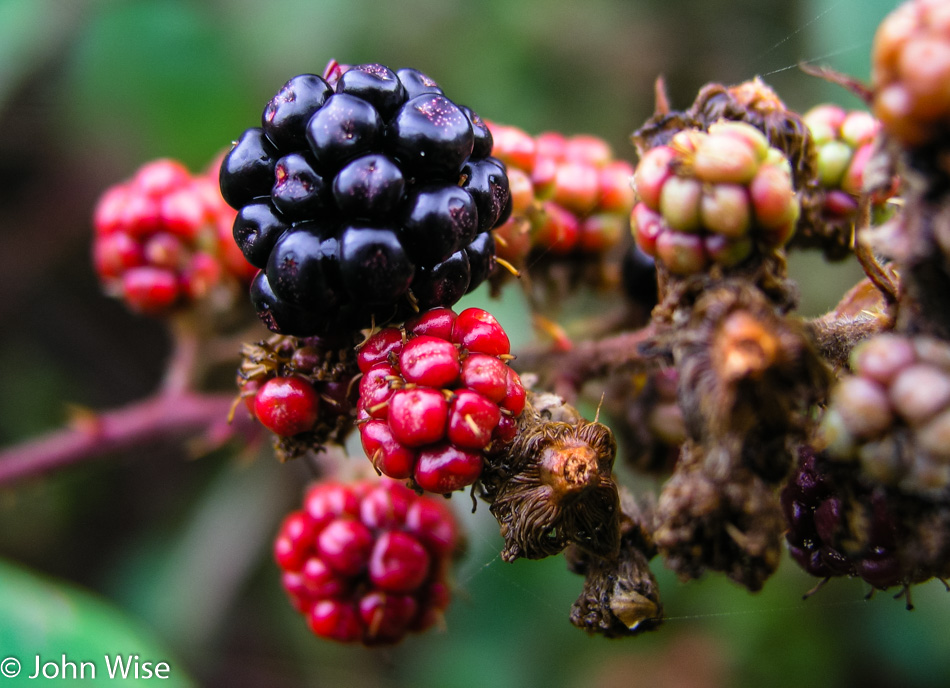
xmin=803 ymin=105 xmax=895 ymax=221
xmin=357 ymin=307 xmax=526 ymax=494
xmin=93 ymin=158 xmax=256 ymax=315
xmin=275 ymin=479 xmax=459 ymax=645
xmin=872 ymin=0 xmax=950 ymax=147
xmin=487 ymin=122 xmax=636 ymax=265
xmin=631 ymin=121 xmax=800 ymax=276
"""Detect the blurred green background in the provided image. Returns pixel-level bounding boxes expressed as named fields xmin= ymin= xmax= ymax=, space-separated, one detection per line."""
xmin=3 ymin=0 xmax=946 ymax=686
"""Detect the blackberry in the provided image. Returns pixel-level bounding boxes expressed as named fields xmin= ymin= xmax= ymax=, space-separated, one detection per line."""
xmin=221 ymin=63 xmax=508 ymax=336
xmin=232 ymin=202 xmax=290 ymax=269
xmin=399 ymin=185 xmax=478 ymax=265
xmin=262 ymin=74 xmax=333 ymax=151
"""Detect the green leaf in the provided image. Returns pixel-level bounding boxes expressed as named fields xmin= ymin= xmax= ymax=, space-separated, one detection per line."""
xmin=0 ymin=559 xmax=196 ymax=687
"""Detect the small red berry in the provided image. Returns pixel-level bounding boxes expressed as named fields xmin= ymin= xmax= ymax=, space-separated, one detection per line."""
xmin=460 ymin=353 xmax=510 ymax=402
xmin=359 ymin=421 xmax=417 ymax=479
xmin=358 ymin=363 xmax=399 ymax=419
xmin=316 ymin=518 xmax=374 ymax=576
xmin=447 ymin=389 xmax=502 ymax=449
xmin=308 ymin=599 xmax=363 ymax=643
xmin=253 ymin=376 xmax=320 ymax=437
xmin=414 ymin=443 xmax=483 ymax=494
xmin=398 ymin=335 xmax=461 ymax=387
xmin=405 ymin=307 xmax=457 ymax=339
xmin=121 ymin=266 xmax=179 ymax=314
xmin=452 ymin=307 xmax=511 ymax=355
xmin=358 ymin=327 xmax=404 ymax=373
xmin=368 ymin=531 xmax=432 ymax=593
xmin=388 ymin=388 xmax=449 ymax=447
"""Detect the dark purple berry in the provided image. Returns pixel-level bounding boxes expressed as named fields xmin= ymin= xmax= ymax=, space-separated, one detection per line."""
xmin=220 ymin=128 xmax=278 ymax=209
xmin=272 ymin=152 xmax=331 ymax=220
xmin=339 ymin=226 xmax=414 ymax=305
xmin=262 ymin=74 xmax=333 ymax=151
xmin=250 ymin=270 xmax=325 ymax=336
xmin=462 ymin=157 xmax=510 ymax=231
xmin=399 ymin=185 xmax=478 ymax=265
xmin=387 ymin=94 xmax=474 ymax=180
xmin=306 ymin=93 xmax=383 ymax=171
xmin=332 ymin=154 xmax=405 ymax=220
xmin=395 ymin=68 xmax=443 ymax=100
xmin=461 ymin=106 xmax=493 ymax=160
xmin=464 ymin=231 xmax=496 ymax=292
xmin=337 ymin=64 xmax=407 ymax=120
xmin=266 ymin=223 xmax=343 ymax=311
xmin=233 ymin=201 xmax=290 ymax=269
xmin=411 ymin=250 xmax=471 ymax=310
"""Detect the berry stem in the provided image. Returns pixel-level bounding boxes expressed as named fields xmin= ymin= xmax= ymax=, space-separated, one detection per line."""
xmin=0 ymin=391 xmax=255 ymax=487
xmin=513 ymin=323 xmax=660 ymax=398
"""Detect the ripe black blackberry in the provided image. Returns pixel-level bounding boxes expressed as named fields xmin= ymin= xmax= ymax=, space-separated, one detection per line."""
xmin=221 ymin=62 xmax=509 ymax=336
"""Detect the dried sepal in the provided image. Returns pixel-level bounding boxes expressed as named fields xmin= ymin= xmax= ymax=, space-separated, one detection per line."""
xmin=671 ymin=282 xmax=832 ymax=482
xmin=654 ymin=441 xmax=785 ymax=591
xmin=481 ymin=391 xmax=621 ymax=562
xmin=237 ymin=333 xmax=360 ymax=461
xmin=567 ymin=489 xmax=662 ymax=637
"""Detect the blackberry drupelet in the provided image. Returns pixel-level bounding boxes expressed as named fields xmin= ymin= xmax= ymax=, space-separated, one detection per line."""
xmin=221 ymin=63 xmax=509 ymax=336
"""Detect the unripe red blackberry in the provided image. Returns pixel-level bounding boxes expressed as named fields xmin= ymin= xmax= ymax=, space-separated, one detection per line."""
xmin=356 ymin=306 xmax=525 ymax=495
xmin=237 ymin=333 xmax=360 ymax=461
xmin=820 ymin=333 xmax=950 ymax=494
xmin=221 ymin=63 xmax=509 ymax=337
xmin=486 ymin=121 xmax=636 ymax=296
xmin=275 ymin=478 xmax=461 ymax=645
xmin=630 ymin=121 xmax=800 ymax=277
xmin=872 ymin=0 xmax=950 ymax=147
xmin=93 ymin=158 xmax=254 ymax=316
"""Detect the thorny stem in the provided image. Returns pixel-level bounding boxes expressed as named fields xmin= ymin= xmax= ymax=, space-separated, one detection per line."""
xmin=0 ymin=316 xmax=256 ymax=488
xmin=0 ymin=392 xmax=254 ymax=487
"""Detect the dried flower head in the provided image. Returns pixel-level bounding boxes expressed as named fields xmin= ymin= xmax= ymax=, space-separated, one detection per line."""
xmin=671 ymin=283 xmax=832 ymax=482
xmin=482 ymin=391 xmax=621 ymax=562
xmin=654 ymin=441 xmax=785 ymax=591
xmin=567 ymin=489 xmax=663 ymax=637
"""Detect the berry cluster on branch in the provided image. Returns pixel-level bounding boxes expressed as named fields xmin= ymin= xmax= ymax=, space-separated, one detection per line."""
xmin=8 ymin=0 xmax=950 ymax=651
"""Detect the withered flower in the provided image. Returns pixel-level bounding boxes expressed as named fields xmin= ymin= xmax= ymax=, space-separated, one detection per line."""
xmin=673 ymin=283 xmax=832 ymax=482
xmin=567 ymin=489 xmax=663 ymax=637
xmin=482 ymin=392 xmax=621 ymax=562
xmin=654 ymin=441 xmax=785 ymax=591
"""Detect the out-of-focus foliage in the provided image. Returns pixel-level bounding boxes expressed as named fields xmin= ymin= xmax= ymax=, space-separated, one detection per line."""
xmin=5 ymin=1 xmax=948 ymax=687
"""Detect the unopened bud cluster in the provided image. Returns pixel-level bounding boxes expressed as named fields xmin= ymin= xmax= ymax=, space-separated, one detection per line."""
xmin=631 ymin=120 xmax=800 ymax=276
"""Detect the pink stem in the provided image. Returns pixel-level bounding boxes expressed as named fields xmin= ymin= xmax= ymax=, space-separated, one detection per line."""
xmin=0 ymin=391 xmax=251 ymax=487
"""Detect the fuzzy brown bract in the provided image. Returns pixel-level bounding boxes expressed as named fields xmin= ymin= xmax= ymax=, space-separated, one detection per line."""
xmin=481 ymin=392 xmax=621 ymax=562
